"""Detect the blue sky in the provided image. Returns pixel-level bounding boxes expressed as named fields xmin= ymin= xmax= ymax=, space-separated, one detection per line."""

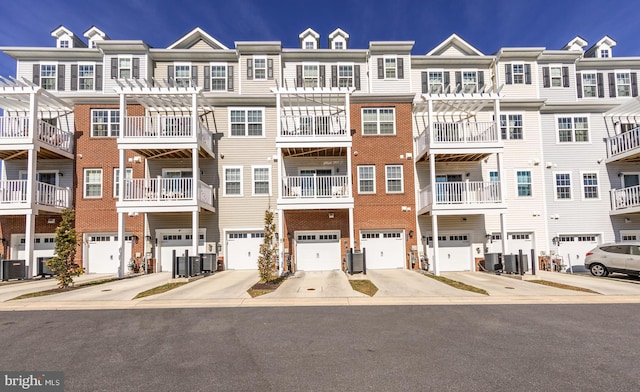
xmin=0 ymin=0 xmax=639 ymax=77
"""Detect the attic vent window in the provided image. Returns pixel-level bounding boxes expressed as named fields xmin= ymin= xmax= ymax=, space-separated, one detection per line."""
xmin=334 ymin=42 xmax=343 ymax=50
xmin=59 ymin=40 xmax=69 ymax=48
xmin=600 ymin=49 xmax=610 ymax=58
xmin=305 ymin=41 xmax=314 ymax=49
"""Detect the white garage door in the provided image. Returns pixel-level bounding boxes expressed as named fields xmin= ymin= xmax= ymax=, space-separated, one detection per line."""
xmin=489 ymin=233 xmax=534 ymax=269
xmin=15 ymin=234 xmax=56 ymax=272
xmin=360 ymin=231 xmax=405 ymax=269
xmin=296 ymin=231 xmax=341 ymax=271
xmin=435 ymin=234 xmax=471 ymax=272
xmin=86 ymin=234 xmax=133 ymax=274
xmin=557 ymin=234 xmax=600 ymax=269
xmin=226 ymin=231 xmax=264 ymax=270
xmin=158 ymin=231 xmax=205 ymax=273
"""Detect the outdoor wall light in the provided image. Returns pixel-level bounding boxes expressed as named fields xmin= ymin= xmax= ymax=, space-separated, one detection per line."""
xmin=145 ymin=235 xmax=152 ymax=242
xmin=328 ymin=212 xmax=335 ymax=219
xmin=552 ymin=236 xmax=560 ymax=246
xmin=216 ymin=243 xmax=222 ymax=253
xmin=421 ymin=235 xmax=427 ymax=245
xmin=409 ymin=230 xmax=414 ymax=238
xmin=132 ymin=235 xmax=139 ymax=244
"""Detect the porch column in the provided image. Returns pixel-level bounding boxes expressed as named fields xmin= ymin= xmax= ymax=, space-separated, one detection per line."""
xmin=277 ymin=147 xmax=282 ymax=202
xmin=346 ymin=146 xmax=352 ymax=198
xmin=278 ymin=209 xmax=284 ymax=274
xmin=496 ymin=152 xmax=506 ymax=204
xmin=192 ymin=210 xmax=199 ymax=260
xmin=24 ymin=213 xmax=35 ymax=279
xmin=432 ymin=214 xmax=440 ymax=276
xmin=429 ymin=151 xmax=436 ymax=205
xmin=192 ymin=92 xmax=198 ymax=140
xmin=117 ymin=148 xmax=126 ymax=278
xmin=427 ymin=99 xmax=434 ymax=145
xmin=494 ymin=97 xmax=501 ymax=141
xmin=348 ymin=207 xmax=355 ymax=249
xmin=500 ymin=213 xmax=508 ymax=257
xmin=192 ymin=147 xmax=199 ymax=201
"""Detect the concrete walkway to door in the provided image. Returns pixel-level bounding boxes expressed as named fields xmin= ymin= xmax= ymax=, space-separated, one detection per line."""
xmin=262 ymin=271 xmax=365 ymax=298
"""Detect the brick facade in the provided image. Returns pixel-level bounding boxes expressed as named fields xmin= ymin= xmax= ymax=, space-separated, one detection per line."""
xmin=0 ymin=215 xmax=61 ymax=259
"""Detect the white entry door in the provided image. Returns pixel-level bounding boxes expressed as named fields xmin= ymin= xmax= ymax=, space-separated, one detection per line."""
xmin=226 ymin=231 xmax=264 ymax=270
xmin=295 ymin=231 xmax=341 ymax=271
xmin=85 ymin=234 xmax=133 ymax=274
xmin=360 ymin=231 xmax=405 ymax=269
xmin=158 ymin=230 xmax=205 ymax=273
xmin=436 ymin=234 xmax=471 ymax=272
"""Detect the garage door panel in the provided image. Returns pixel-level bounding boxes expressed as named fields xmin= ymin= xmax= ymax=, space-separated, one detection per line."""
xmin=296 ymin=232 xmax=340 ymax=271
xmin=558 ymin=235 xmax=599 ymax=268
xmin=16 ymin=235 xmax=56 ymax=267
xmin=361 ymin=231 xmax=405 ymax=269
xmin=87 ymin=234 xmax=133 ymax=274
xmin=432 ymin=234 xmax=471 ymax=272
xmin=159 ymin=232 xmax=205 ymax=272
xmin=227 ymin=232 xmax=263 ymax=270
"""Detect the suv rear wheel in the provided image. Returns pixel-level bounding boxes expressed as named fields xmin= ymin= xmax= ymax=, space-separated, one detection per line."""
xmin=590 ymin=263 xmax=609 ymax=277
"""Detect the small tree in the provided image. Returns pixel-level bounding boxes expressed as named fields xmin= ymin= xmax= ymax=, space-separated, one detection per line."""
xmin=47 ymin=209 xmax=83 ymax=289
xmin=257 ymin=209 xmax=278 ymax=283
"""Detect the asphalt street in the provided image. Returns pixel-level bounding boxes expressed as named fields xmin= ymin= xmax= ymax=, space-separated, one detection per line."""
xmin=1 ymin=305 xmax=640 ymax=391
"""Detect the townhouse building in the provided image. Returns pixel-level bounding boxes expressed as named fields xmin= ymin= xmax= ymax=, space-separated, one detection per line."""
xmin=0 ymin=25 xmax=639 ymax=278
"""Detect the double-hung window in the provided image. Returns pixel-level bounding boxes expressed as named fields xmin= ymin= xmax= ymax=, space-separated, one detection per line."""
xmin=78 ymin=64 xmax=94 ymax=90
xmin=557 ymin=116 xmax=589 ymax=143
xmin=118 ymin=57 xmax=132 ymax=78
xmin=462 ymin=71 xmax=477 ymax=93
xmin=229 ymin=108 xmax=264 ymax=137
xmin=113 ymin=168 xmax=133 ymax=198
xmin=40 ymin=64 xmax=57 ymax=90
xmin=384 ymin=57 xmax=397 ymax=79
xmin=253 ymin=57 xmax=266 ymax=80
xmin=338 ymin=65 xmax=353 ymax=87
xmin=582 ymin=73 xmax=597 ymax=97
xmin=357 ymin=166 xmax=375 ymax=194
xmin=550 ymin=66 xmax=562 ymax=87
xmin=91 ymin=109 xmax=120 ymax=137
xmin=582 ymin=173 xmax=599 ymax=199
xmin=362 ymin=108 xmax=395 ymax=135
xmin=555 ymin=173 xmax=572 ymax=200
xmin=385 ymin=165 xmax=403 ymax=193
xmin=303 ymin=64 xmax=319 ymax=87
xmin=210 ymin=64 xmax=226 ymax=91
xmin=512 ymin=64 xmax=525 ymax=84
xmin=84 ymin=169 xmax=103 ymax=198
xmin=252 ymin=166 xmax=271 ymax=196
xmin=616 ymin=72 xmax=631 ymax=97
xmin=174 ymin=65 xmax=191 ymax=87
xmin=428 ymin=71 xmax=444 ymax=93
xmin=500 ymin=114 xmax=523 ymax=140
xmin=516 ymin=170 xmax=532 ymax=197
xmin=224 ymin=167 xmax=242 ymax=196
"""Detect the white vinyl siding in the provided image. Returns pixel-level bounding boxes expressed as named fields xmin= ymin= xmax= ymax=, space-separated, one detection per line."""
xmin=84 ymin=169 xmax=102 ymax=198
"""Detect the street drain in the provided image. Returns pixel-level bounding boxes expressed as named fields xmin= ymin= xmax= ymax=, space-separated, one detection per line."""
xmin=504 ymin=287 xmax=515 ymax=289
xmin=307 ymin=288 xmax=316 ymax=291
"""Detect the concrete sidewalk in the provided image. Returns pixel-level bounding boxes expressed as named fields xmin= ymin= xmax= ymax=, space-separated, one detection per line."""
xmin=151 ymin=270 xmax=259 ymax=300
xmin=0 ymin=273 xmax=115 ymax=302
xmin=366 ymin=269 xmax=482 ymax=297
xmin=262 ymin=270 xmax=364 ymax=298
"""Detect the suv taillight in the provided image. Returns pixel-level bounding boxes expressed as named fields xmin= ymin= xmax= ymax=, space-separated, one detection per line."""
xmin=585 ymin=252 xmax=593 ymax=257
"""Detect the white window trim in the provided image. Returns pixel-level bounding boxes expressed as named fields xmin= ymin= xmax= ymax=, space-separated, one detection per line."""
xmin=548 ymin=64 xmax=564 ymax=89
xmin=385 ymin=165 xmax=404 ymax=194
xmin=253 ymin=56 xmax=267 ymax=80
xmin=173 ymin=62 xmax=192 ymax=88
xmin=461 ymin=69 xmax=478 ymax=93
xmin=19 ymin=170 xmax=60 ymax=186
xmin=90 ymin=108 xmax=120 ymax=138
xmin=553 ymin=171 xmax=572 ymax=201
xmin=357 ymin=165 xmax=376 ymax=194
xmin=615 ymin=70 xmax=632 ymax=97
xmin=337 ymin=62 xmax=354 ymax=88
xmin=223 ymin=166 xmax=243 ymax=197
xmin=210 ymin=62 xmax=227 ymax=91
xmin=428 ymin=69 xmax=445 ymax=93
xmin=251 ymin=165 xmax=271 ymax=196
xmin=511 ymin=63 xmax=525 ymax=84
xmin=77 ymin=62 xmax=96 ymax=91
xmin=580 ymin=171 xmax=600 ymax=201
xmin=40 ymin=62 xmax=58 ymax=90
xmin=228 ymin=107 xmax=266 ymax=138
xmin=361 ymin=107 xmax=396 ymax=136
xmin=514 ymin=169 xmax=533 ymax=198
xmin=383 ymin=55 xmax=397 ymax=79
xmin=555 ymin=114 xmax=591 ymax=144
xmin=118 ymin=55 xmax=133 ymax=79
xmin=581 ymin=72 xmax=598 ymax=99
xmin=83 ymin=168 xmax=103 ymax=199
xmin=500 ymin=113 xmax=524 ymax=141
xmin=302 ymin=62 xmax=320 ymax=88
xmin=113 ymin=167 xmax=133 ymax=198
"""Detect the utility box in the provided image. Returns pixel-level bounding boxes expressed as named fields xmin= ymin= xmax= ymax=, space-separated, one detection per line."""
xmin=200 ymin=253 xmax=217 ymax=273
xmin=1 ymin=260 xmax=27 ymax=281
xmin=516 ymin=254 xmax=529 ymax=273
xmin=503 ymin=254 xmax=517 ymax=274
xmin=189 ymin=256 xmax=201 ymax=276
xmin=346 ymin=248 xmax=366 ymax=275
xmin=484 ymin=253 xmax=501 ymax=271
xmin=37 ymin=257 xmax=54 ymax=277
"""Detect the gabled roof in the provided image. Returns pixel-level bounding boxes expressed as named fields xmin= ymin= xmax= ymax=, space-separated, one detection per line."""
xmin=426 ymin=33 xmax=483 ymax=56
xmin=299 ymin=28 xmax=320 ymax=40
xmin=328 ymin=28 xmax=349 ymax=49
xmin=83 ymin=26 xmax=110 ymax=41
xmin=562 ymin=36 xmax=588 ymax=51
xmin=585 ymin=35 xmax=617 ymax=57
xmin=50 ymin=25 xmax=86 ymax=48
xmin=167 ymin=27 xmax=228 ymax=50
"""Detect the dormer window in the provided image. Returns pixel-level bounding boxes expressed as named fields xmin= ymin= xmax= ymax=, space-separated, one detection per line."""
xmin=305 ymin=41 xmax=314 ymax=50
xmin=90 ymin=41 xmax=97 ymax=49
xmin=600 ymin=49 xmax=610 ymax=58
xmin=334 ymin=42 xmax=343 ymax=50
xmin=59 ymin=40 xmax=69 ymax=48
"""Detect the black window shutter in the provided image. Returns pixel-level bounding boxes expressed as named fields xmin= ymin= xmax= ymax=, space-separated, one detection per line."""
xmin=167 ymin=65 xmax=174 ymax=86
xmin=632 ymin=73 xmax=638 ymax=97
xmin=203 ymin=66 xmax=210 ymax=91
xmin=57 ymin=64 xmax=65 ymax=91
xmin=397 ymin=58 xmax=404 ymax=79
xmin=478 ymin=71 xmax=485 ymax=91
xmin=191 ymin=65 xmax=198 ymax=87
xmin=505 ymin=64 xmax=512 ymax=85
xmin=524 ymin=64 xmax=531 ymax=84
xmin=608 ymin=73 xmax=616 ymax=97
xmin=421 ymin=72 xmax=427 ymax=93
xmin=444 ymin=72 xmax=450 ymax=92
xmin=354 ymin=65 xmax=361 ymax=90
xmin=319 ymin=65 xmax=325 ymax=87
xmin=542 ymin=67 xmax=550 ymax=88
xmin=296 ymin=65 xmax=302 ymax=87
xmin=132 ymin=58 xmax=140 ymax=79
xmin=95 ymin=64 xmax=103 ymax=90
xmin=111 ymin=58 xmax=117 ymax=79
xmin=377 ymin=58 xmax=384 ymax=79
xmin=562 ymin=67 xmax=569 ymax=87
xmin=246 ymin=58 xmax=253 ymax=80
xmin=70 ymin=64 xmax=78 ymax=91
xmin=331 ymin=65 xmax=337 ymax=87
xmin=597 ymin=73 xmax=604 ymax=98
xmin=227 ymin=65 xmax=234 ymax=91
xmin=455 ymin=71 xmax=462 ymax=92
xmin=33 ymin=64 xmax=40 ymax=85
xmin=576 ymin=72 xmax=582 ymax=98
xmin=267 ymin=58 xmax=273 ymax=80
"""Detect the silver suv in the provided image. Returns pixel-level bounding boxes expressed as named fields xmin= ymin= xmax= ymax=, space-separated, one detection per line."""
xmin=584 ymin=242 xmax=640 ymax=277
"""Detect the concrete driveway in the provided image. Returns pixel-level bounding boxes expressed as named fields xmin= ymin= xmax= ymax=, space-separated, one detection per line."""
xmin=534 ymin=270 xmax=640 ymax=295
xmin=15 ymin=272 xmax=172 ymax=302
xmin=0 ymin=273 xmax=114 ymax=302
xmin=150 ymin=270 xmax=259 ymax=300
xmin=366 ymin=269 xmax=482 ymax=297
xmin=262 ymin=270 xmax=362 ymax=298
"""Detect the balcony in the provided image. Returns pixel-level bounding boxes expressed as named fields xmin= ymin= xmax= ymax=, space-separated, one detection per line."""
xmin=416 ymin=122 xmax=502 ymax=161
xmin=606 ymin=127 xmax=640 ymax=163
xmin=0 ymin=116 xmax=74 ymax=159
xmin=118 ymin=177 xmax=214 ymax=213
xmin=277 ymin=114 xmax=350 ymax=146
xmin=0 ymin=180 xmax=71 ymax=212
xmin=279 ymin=175 xmax=353 ymax=209
xmin=119 ymin=115 xmax=214 ymax=158
xmin=610 ymin=186 xmax=640 ymax=215
xmin=418 ymin=181 xmax=505 ymax=215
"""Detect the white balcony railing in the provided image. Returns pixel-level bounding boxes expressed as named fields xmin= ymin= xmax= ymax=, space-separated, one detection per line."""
xmin=282 ymin=175 xmax=350 ymax=199
xmin=0 ymin=180 xmax=70 ymax=208
xmin=421 ymin=181 xmax=502 ymax=208
xmin=607 ymin=127 xmax=640 ymax=158
xmin=279 ymin=114 xmax=347 ymax=137
xmin=0 ymin=116 xmax=29 ymax=138
xmin=122 ymin=178 xmax=213 ymax=206
xmin=430 ymin=122 xmax=499 ymax=143
xmin=0 ymin=180 xmax=28 ymax=204
xmin=611 ymin=185 xmax=640 ymax=211
xmin=0 ymin=116 xmax=73 ymax=153
xmin=122 ymin=115 xmax=212 ymax=151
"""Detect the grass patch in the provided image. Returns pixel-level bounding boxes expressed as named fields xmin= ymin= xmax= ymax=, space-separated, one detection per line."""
xmin=77 ymin=278 xmax=117 ymax=287
xmin=349 ymin=280 xmax=379 ymax=297
xmin=247 ymin=276 xmax=286 ymax=298
xmin=528 ymin=280 xmax=600 ymax=294
xmin=134 ymin=282 xmax=187 ymax=299
xmin=421 ymin=272 xmax=489 ymax=295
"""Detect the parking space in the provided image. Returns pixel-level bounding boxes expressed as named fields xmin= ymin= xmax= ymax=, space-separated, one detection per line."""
xmin=535 ymin=270 xmax=640 ymax=295
xmin=150 ymin=270 xmax=259 ymax=300
xmin=0 ymin=274 xmax=115 ymax=302
xmin=366 ymin=269 xmax=482 ymax=297
xmin=15 ymin=273 xmax=172 ymax=302
xmin=262 ymin=271 xmax=361 ymax=298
